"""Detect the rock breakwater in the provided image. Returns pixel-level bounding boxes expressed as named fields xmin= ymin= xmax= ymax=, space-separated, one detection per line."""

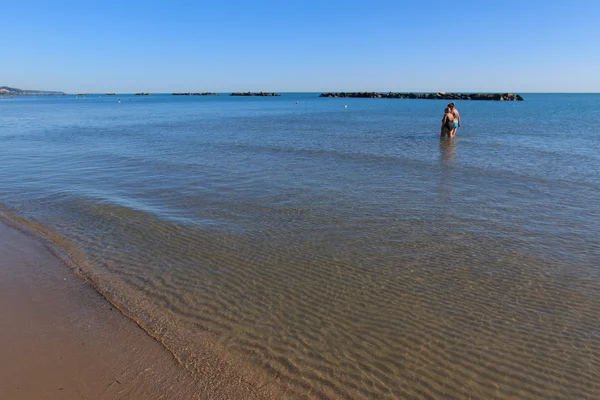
xmin=172 ymin=92 xmax=220 ymax=96
xmin=230 ymin=92 xmax=280 ymax=97
xmin=319 ymin=92 xmax=523 ymax=101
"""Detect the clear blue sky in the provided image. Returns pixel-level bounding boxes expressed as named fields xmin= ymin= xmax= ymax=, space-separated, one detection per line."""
xmin=2 ymin=0 xmax=599 ymax=93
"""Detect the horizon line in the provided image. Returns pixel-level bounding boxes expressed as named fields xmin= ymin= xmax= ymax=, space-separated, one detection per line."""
xmin=8 ymin=90 xmax=600 ymax=95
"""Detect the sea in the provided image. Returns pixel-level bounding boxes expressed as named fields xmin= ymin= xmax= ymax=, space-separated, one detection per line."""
xmin=1 ymin=93 xmax=599 ymax=399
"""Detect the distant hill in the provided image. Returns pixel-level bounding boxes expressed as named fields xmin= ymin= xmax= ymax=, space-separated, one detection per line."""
xmin=0 ymin=86 xmax=65 ymax=95
xmin=0 ymin=86 xmax=22 ymax=93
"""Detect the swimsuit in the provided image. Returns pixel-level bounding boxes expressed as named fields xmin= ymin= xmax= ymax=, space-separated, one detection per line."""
xmin=445 ymin=119 xmax=455 ymax=130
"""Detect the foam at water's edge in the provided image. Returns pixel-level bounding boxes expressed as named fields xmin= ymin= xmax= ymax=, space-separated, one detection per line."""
xmin=0 ymin=206 xmax=177 ymax=355
xmin=0 ymin=206 xmax=280 ymax=396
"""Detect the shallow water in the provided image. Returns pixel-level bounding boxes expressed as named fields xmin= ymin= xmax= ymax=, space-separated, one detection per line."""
xmin=1 ymin=93 xmax=599 ymax=398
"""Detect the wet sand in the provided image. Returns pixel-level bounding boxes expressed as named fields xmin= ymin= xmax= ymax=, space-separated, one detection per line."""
xmin=0 ymin=220 xmax=280 ymax=400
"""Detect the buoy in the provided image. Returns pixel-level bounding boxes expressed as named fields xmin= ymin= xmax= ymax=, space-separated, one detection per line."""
xmin=344 ymin=105 xmax=348 ymax=108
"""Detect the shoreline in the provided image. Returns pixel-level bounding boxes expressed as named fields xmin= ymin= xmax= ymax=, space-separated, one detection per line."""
xmin=0 ymin=217 xmax=281 ymax=399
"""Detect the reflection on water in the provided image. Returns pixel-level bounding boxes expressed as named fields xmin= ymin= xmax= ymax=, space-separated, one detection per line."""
xmin=439 ymin=138 xmax=457 ymax=165
xmin=1 ymin=94 xmax=600 ymax=399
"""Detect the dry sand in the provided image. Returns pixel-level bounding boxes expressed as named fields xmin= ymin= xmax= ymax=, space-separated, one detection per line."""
xmin=0 ymin=220 xmax=280 ymax=400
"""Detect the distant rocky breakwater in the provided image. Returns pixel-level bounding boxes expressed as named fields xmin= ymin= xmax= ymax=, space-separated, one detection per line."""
xmin=230 ymin=92 xmax=280 ymax=97
xmin=172 ymin=92 xmax=219 ymax=96
xmin=319 ymin=92 xmax=524 ymax=101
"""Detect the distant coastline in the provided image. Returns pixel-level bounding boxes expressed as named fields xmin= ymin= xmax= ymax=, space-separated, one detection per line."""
xmin=1 ymin=86 xmax=65 ymax=96
xmin=1 ymin=87 xmax=525 ymax=101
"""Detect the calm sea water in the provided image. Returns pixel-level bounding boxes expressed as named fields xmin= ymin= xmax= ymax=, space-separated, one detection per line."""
xmin=1 ymin=93 xmax=599 ymax=399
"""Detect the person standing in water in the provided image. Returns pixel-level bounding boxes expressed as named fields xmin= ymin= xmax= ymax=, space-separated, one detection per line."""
xmin=441 ymin=107 xmax=455 ymax=138
xmin=448 ymin=102 xmax=460 ymax=136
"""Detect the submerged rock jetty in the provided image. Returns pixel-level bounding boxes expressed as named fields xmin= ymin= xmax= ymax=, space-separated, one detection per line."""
xmin=172 ymin=92 xmax=219 ymax=96
xmin=230 ymin=92 xmax=280 ymax=97
xmin=319 ymin=92 xmax=524 ymax=101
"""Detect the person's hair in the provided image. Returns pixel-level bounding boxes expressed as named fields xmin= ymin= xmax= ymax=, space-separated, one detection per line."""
xmin=444 ymin=107 xmax=450 ymax=113
xmin=448 ymin=102 xmax=455 ymax=108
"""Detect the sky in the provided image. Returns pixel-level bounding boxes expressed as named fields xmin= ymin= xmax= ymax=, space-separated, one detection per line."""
xmin=2 ymin=0 xmax=599 ymax=93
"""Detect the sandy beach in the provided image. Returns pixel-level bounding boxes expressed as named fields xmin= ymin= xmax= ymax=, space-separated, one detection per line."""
xmin=0 ymin=220 xmax=280 ymax=400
